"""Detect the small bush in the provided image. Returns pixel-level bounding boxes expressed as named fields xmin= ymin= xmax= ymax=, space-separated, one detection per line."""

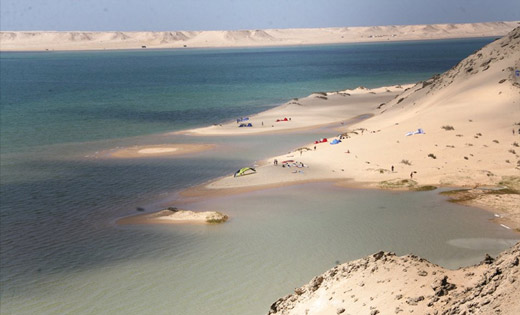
xmin=513 ymin=142 xmax=519 ymax=147
xmin=442 ymin=125 xmax=455 ymax=131
xmin=493 ymin=140 xmax=499 ymax=144
xmin=401 ymin=159 xmax=412 ymax=165
xmin=167 ymin=207 xmax=179 ymax=212
xmin=206 ymin=212 xmax=229 ymax=224
xmin=428 ymin=153 xmax=437 ymax=159
xmin=509 ymin=149 xmax=517 ymax=154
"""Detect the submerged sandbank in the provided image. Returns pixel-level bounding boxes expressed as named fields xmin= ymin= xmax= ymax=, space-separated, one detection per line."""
xmin=105 ymin=144 xmax=215 ymax=158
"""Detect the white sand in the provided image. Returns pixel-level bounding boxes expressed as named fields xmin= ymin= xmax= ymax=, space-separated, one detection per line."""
xmin=118 ymin=209 xmax=228 ymax=225
xmin=183 ymin=85 xmax=412 ymax=136
xmin=1 ymin=22 xmax=518 ymax=51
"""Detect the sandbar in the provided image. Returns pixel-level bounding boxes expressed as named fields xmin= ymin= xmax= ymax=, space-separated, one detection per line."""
xmin=118 ymin=209 xmax=228 ymax=225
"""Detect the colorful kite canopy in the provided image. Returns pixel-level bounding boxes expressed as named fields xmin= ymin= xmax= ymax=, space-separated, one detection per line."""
xmin=234 ymin=167 xmax=256 ymax=177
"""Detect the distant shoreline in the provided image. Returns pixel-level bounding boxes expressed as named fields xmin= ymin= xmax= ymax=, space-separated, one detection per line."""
xmin=1 ymin=21 xmax=518 ymax=52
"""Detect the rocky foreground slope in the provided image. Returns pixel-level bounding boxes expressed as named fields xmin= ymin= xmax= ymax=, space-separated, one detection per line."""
xmin=269 ymin=242 xmax=520 ymax=315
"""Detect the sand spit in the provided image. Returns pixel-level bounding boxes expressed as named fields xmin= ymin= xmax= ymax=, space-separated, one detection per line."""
xmin=105 ymin=144 xmax=215 ymax=158
xmin=184 ymin=85 xmax=411 ymax=136
xmin=202 ymin=27 xmax=520 ymax=228
xmin=268 ymin=242 xmax=520 ymax=315
xmin=118 ymin=209 xmax=228 ymax=225
xmin=1 ymin=22 xmax=518 ymax=51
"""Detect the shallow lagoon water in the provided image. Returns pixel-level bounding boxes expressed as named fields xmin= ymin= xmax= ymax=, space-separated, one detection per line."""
xmin=2 ymin=181 xmax=518 ymax=315
xmin=1 ymin=39 xmax=519 ymax=314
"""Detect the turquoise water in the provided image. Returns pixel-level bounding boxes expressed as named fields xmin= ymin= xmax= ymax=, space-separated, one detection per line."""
xmin=1 ymin=39 xmax=518 ymax=315
xmin=1 ymin=38 xmax=494 ymax=152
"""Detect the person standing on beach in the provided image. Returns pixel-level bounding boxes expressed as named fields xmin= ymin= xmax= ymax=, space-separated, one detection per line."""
xmin=391 ymin=165 xmax=394 ymax=172
xmin=410 ymin=172 xmax=414 ymax=179
xmin=274 ymin=159 xmax=278 ymax=166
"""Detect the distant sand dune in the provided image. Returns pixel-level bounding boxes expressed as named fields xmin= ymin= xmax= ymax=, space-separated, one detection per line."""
xmin=1 ymin=21 xmax=518 ymax=51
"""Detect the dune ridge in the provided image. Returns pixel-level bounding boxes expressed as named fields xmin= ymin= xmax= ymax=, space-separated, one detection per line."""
xmin=1 ymin=21 xmax=518 ymax=51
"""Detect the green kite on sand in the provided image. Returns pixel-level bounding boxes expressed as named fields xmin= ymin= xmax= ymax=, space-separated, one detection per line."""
xmin=234 ymin=167 xmax=256 ymax=177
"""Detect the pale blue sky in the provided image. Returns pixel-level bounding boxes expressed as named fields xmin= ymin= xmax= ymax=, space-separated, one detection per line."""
xmin=1 ymin=0 xmax=519 ymax=31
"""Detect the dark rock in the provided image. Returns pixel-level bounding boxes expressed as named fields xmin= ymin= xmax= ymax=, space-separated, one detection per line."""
xmin=482 ymin=254 xmax=495 ymax=264
xmin=294 ymin=287 xmax=305 ymax=295
xmin=309 ymin=276 xmax=324 ymax=291
xmin=336 ymin=308 xmax=345 ymax=314
xmin=431 ymin=276 xmax=456 ymax=296
xmin=373 ymin=251 xmax=385 ymax=260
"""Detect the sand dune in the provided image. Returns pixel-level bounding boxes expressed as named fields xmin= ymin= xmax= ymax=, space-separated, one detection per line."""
xmin=192 ymin=27 xmax=520 ymax=230
xmin=1 ymin=22 xmax=518 ymax=51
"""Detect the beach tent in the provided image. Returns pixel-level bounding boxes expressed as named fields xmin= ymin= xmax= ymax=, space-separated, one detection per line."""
xmin=330 ymin=139 xmax=341 ymax=145
xmin=239 ymin=123 xmax=253 ymax=127
xmin=405 ymin=128 xmax=426 ymax=136
xmin=234 ymin=167 xmax=256 ymax=177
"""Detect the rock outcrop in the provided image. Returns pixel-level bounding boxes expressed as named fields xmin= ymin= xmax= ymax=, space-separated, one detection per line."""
xmin=268 ymin=242 xmax=520 ymax=315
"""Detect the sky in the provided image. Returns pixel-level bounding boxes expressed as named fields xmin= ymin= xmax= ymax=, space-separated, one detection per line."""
xmin=1 ymin=0 xmax=519 ymax=31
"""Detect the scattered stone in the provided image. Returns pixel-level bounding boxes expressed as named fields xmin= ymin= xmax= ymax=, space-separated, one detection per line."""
xmin=336 ymin=308 xmax=345 ymax=314
xmin=431 ymin=276 xmax=456 ymax=297
xmin=406 ymin=296 xmax=425 ymax=305
xmin=294 ymin=287 xmax=305 ymax=295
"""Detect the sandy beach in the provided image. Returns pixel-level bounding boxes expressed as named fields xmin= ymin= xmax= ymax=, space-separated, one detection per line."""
xmin=180 ymin=27 xmax=520 ymax=232
xmin=1 ymin=22 xmax=518 ymax=51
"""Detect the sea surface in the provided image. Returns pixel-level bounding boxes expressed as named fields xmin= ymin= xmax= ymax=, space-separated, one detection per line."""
xmin=1 ymin=38 xmax=518 ymax=315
